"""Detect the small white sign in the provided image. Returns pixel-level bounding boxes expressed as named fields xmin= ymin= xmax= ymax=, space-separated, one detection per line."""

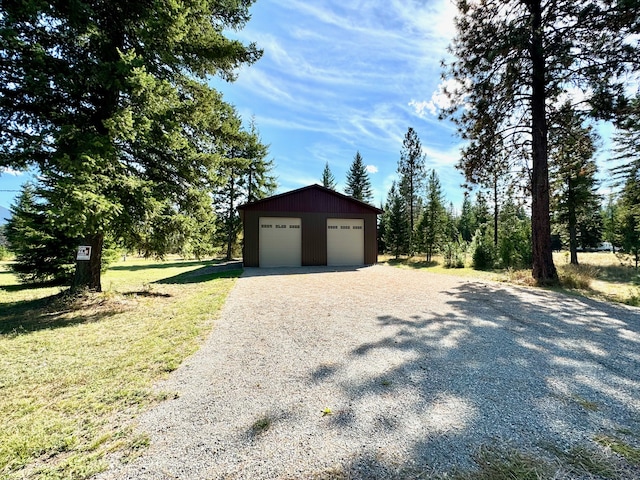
xmin=76 ymin=246 xmax=91 ymax=261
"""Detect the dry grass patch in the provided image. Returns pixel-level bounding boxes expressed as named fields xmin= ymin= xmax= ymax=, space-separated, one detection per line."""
xmin=0 ymin=258 xmax=239 ymax=479
xmin=383 ymin=252 xmax=640 ymax=306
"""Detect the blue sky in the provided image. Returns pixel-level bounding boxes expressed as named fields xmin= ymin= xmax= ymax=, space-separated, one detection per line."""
xmin=0 ymin=0 xmax=621 ymax=211
xmin=0 ymin=0 xmax=463 ymax=210
xmin=211 ymin=0 xmax=464 ymax=208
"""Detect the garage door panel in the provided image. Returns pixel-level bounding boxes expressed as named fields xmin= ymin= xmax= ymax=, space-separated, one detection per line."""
xmin=259 ymin=217 xmax=301 ymax=267
xmin=327 ymin=218 xmax=364 ymax=266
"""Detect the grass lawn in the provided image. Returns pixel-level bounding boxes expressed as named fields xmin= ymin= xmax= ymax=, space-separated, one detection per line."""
xmin=0 ymin=257 xmax=240 ymax=479
xmin=381 ymin=251 xmax=640 ymax=306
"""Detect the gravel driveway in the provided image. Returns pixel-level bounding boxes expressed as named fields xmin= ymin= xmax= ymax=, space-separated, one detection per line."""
xmin=96 ymin=265 xmax=640 ymax=479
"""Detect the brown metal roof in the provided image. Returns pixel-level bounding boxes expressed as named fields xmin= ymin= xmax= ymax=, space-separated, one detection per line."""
xmin=237 ymin=184 xmax=383 ymax=214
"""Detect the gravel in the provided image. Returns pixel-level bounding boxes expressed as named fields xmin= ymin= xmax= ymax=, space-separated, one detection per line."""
xmin=95 ymin=264 xmax=640 ymax=479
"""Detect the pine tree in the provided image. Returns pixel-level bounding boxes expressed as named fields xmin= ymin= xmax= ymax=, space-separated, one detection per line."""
xmin=416 ymin=170 xmax=447 ymax=262
xmin=617 ymin=165 xmax=640 ymax=268
xmin=214 ymin=124 xmax=275 ymax=260
xmin=5 ymin=183 xmax=77 ymax=283
xmin=498 ymin=198 xmax=532 ymax=269
xmin=458 ymin=194 xmax=475 ymax=243
xmin=383 ymin=182 xmax=409 ymax=259
xmin=322 ymin=162 xmax=337 ymax=190
xmin=398 ymin=128 xmax=426 ymax=253
xmin=245 ymin=118 xmax=276 ymax=204
xmin=549 ymin=104 xmax=601 ymax=264
xmin=344 ymin=152 xmax=373 ymax=202
xmin=377 ymin=202 xmax=387 ymax=254
xmin=0 ymin=1 xmax=262 ymax=291
xmin=441 ymin=0 xmax=639 ymax=284
xmin=602 ymin=194 xmax=620 ymax=253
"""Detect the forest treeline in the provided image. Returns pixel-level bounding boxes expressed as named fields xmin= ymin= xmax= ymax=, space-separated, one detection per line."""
xmin=322 ymin=121 xmax=640 ymax=272
xmin=1 ymin=0 xmax=639 ymax=288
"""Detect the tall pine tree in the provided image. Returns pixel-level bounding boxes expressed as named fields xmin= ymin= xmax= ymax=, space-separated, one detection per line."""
xmin=441 ymin=0 xmax=639 ymax=283
xmin=416 ymin=170 xmax=447 ymax=262
xmin=322 ymin=162 xmax=337 ymax=190
xmin=398 ymin=127 xmax=425 ymax=253
xmin=549 ymin=104 xmax=601 ymax=264
xmin=0 ymin=0 xmax=262 ymax=291
xmin=344 ymin=151 xmax=373 ymax=203
xmin=383 ymin=182 xmax=409 ymax=259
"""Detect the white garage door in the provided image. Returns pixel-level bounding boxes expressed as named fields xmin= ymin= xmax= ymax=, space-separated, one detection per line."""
xmin=327 ymin=218 xmax=364 ymax=266
xmin=259 ymin=217 xmax=301 ymax=267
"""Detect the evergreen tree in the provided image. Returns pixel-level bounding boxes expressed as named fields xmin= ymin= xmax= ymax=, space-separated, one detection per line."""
xmin=498 ymin=198 xmax=532 ymax=269
xmin=416 ymin=170 xmax=447 ymax=262
xmin=5 ymin=183 xmax=78 ymax=283
xmin=458 ymin=194 xmax=476 ymax=243
xmin=245 ymin=118 xmax=277 ymax=204
xmin=344 ymin=152 xmax=373 ymax=203
xmin=377 ymin=202 xmax=387 ymax=254
xmin=322 ymin=162 xmax=337 ymax=190
xmin=398 ymin=127 xmax=426 ymax=253
xmin=214 ymin=124 xmax=274 ymax=260
xmin=602 ymin=194 xmax=620 ymax=252
xmin=549 ymin=104 xmax=601 ymax=264
xmin=473 ymin=191 xmax=491 ymax=230
xmin=383 ymin=182 xmax=409 ymax=259
xmin=441 ymin=0 xmax=639 ymax=284
xmin=617 ymin=165 xmax=640 ymax=268
xmin=613 ymin=95 xmax=640 ymax=177
xmin=0 ymin=0 xmax=262 ymax=291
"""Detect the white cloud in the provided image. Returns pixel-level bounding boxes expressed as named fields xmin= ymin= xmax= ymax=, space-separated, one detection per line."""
xmin=410 ymin=78 xmax=469 ymax=118
xmin=0 ymin=167 xmax=24 ymax=176
xmin=366 ymin=165 xmax=378 ymax=174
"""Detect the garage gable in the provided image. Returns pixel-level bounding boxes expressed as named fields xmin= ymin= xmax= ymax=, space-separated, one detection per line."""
xmin=237 ymin=184 xmax=383 ymax=216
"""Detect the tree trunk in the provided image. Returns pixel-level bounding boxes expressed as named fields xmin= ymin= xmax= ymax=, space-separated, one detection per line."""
xmin=568 ymin=218 xmax=578 ymax=265
xmin=529 ymin=0 xmax=558 ymax=285
xmin=226 ymin=174 xmax=235 ymax=261
xmin=493 ymin=174 xmax=499 ymax=247
xmin=568 ymin=180 xmax=579 ymax=265
xmin=72 ymin=233 xmax=104 ymax=292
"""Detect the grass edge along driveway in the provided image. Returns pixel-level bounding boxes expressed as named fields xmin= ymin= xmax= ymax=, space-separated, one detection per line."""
xmin=0 ymin=258 xmax=239 ymax=479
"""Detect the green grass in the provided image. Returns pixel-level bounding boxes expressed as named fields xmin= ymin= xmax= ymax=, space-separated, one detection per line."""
xmin=251 ymin=416 xmax=272 ymax=435
xmin=0 ymin=257 xmax=239 ymax=479
xmin=462 ymin=446 xmax=553 ymax=480
xmin=596 ymin=435 xmax=640 ymax=466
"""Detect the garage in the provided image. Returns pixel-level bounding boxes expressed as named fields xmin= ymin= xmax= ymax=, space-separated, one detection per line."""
xmin=327 ymin=218 xmax=364 ymax=266
xmin=258 ymin=217 xmax=301 ymax=267
xmin=237 ymin=184 xmax=382 ymax=268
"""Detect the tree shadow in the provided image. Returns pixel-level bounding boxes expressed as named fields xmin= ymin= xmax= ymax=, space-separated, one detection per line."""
xmin=154 ymin=267 xmax=242 ymax=285
xmin=121 ymin=290 xmax=172 ymax=298
xmin=0 ymin=278 xmax=67 ymax=292
xmin=385 ymin=258 xmax=439 ymax=269
xmin=0 ymin=293 xmax=123 ymax=335
xmin=297 ymin=282 xmax=640 ymax=477
xmin=591 ymin=263 xmax=640 ymax=284
xmin=108 ymin=259 xmax=220 ymax=272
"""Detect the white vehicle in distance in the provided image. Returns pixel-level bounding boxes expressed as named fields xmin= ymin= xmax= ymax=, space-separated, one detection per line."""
xmin=595 ymin=242 xmax=613 ymax=252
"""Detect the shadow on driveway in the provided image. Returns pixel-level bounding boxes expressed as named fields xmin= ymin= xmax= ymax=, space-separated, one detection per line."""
xmin=305 ymin=282 xmax=640 ymax=477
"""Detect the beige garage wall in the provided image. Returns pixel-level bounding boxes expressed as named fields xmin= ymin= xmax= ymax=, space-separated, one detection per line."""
xmin=259 ymin=217 xmax=302 ymax=267
xmin=327 ymin=218 xmax=364 ymax=266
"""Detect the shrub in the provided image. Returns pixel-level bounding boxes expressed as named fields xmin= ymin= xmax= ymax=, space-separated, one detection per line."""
xmin=471 ymin=228 xmax=495 ymax=270
xmin=443 ymin=240 xmax=466 ymax=268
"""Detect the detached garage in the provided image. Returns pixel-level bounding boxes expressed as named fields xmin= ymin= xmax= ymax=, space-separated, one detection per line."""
xmin=238 ymin=184 xmax=382 ymax=267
